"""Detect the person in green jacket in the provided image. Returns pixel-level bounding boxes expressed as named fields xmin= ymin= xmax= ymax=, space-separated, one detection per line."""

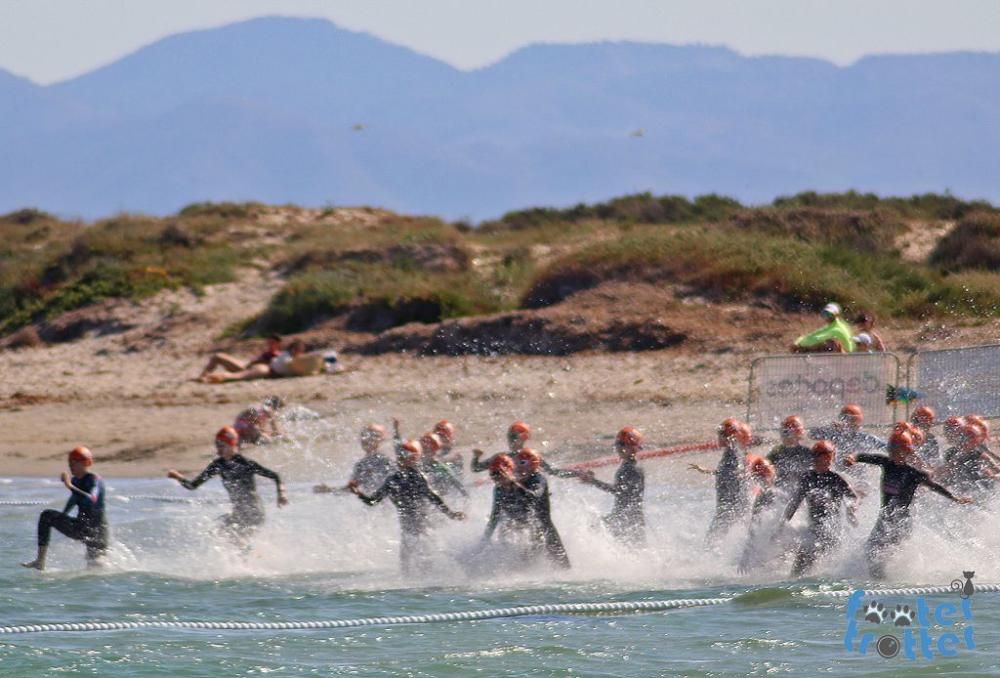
xmin=791 ymin=303 xmax=855 ymax=353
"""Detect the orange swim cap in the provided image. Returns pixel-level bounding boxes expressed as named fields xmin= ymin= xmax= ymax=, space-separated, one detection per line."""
xmin=419 ymin=432 xmax=443 ymax=454
xmin=911 ymin=406 xmax=935 ymax=427
xmin=68 ymin=446 xmax=93 ymax=466
xmin=888 ymin=430 xmax=914 ymax=455
xmin=399 ymin=439 xmax=423 ymax=462
xmin=615 ymin=426 xmax=643 ymax=449
xmin=508 ymin=421 xmax=531 ymax=442
xmin=488 ymin=453 xmax=515 ymax=474
xmin=747 ymin=455 xmax=775 ymax=480
xmin=361 ymin=423 xmax=387 ymax=445
xmin=812 ymin=440 xmax=836 ymax=458
xmin=433 ymin=420 xmax=456 ymax=443
xmin=216 ymin=426 xmax=240 ymax=447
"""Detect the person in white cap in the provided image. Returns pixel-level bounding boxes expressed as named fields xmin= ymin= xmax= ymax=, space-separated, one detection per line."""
xmin=791 ymin=302 xmax=856 ymax=353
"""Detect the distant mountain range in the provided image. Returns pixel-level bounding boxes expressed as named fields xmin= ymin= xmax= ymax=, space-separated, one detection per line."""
xmin=3 ymin=17 xmax=1000 ymax=220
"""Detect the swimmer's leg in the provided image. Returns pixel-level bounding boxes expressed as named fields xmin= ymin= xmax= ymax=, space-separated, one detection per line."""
xmin=23 ymin=509 xmax=86 ymax=570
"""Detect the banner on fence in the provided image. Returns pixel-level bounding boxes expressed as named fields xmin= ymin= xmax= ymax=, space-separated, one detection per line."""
xmin=748 ymin=353 xmax=901 ymax=430
xmin=908 ymin=344 xmax=1000 ymax=419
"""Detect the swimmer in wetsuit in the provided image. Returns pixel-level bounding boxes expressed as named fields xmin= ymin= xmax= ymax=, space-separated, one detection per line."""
xmin=936 ymin=421 xmax=999 ymax=497
xmin=766 ymin=416 xmax=813 ymax=492
xmin=736 ymin=456 xmax=780 ymax=574
xmin=419 ymin=432 xmax=468 ymax=498
xmin=909 ymin=406 xmax=940 ymax=465
xmin=433 ymin=420 xmax=465 ymax=479
xmin=691 ymin=418 xmax=752 ymax=546
xmin=782 ymin=441 xmax=858 ymax=577
xmin=471 ymin=421 xmax=580 ymax=479
xmin=577 ymin=426 xmax=646 ymax=547
xmin=510 ymin=448 xmax=571 ymax=568
xmin=845 ymin=430 xmax=971 ymax=579
xmin=22 ymin=447 xmax=108 ymax=570
xmin=168 ymin=426 xmax=288 ymax=544
xmin=349 ymin=439 xmax=465 ymax=574
xmin=313 ymin=423 xmax=393 ymax=495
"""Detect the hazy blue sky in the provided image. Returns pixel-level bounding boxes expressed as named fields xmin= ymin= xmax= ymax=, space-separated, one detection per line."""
xmin=3 ymin=0 xmax=1000 ymax=84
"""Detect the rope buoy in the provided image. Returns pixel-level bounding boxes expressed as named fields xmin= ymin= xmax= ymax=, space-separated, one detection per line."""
xmin=0 ymin=584 xmax=992 ymax=635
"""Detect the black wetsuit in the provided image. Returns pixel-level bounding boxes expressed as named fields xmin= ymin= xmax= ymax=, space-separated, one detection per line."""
xmin=355 ymin=466 xmax=457 ymax=573
xmin=783 ymin=470 xmax=856 ymax=575
xmin=37 ymin=473 xmax=108 ymax=562
xmin=351 ymin=453 xmax=393 ymax=494
xmin=708 ymin=444 xmax=749 ymax=543
xmin=181 ymin=455 xmax=282 ymax=535
xmin=517 ymin=471 xmax=571 ymax=568
xmin=854 ymin=453 xmax=957 ymax=577
xmin=483 ymin=483 xmax=532 ymax=541
xmin=940 ymin=446 xmax=996 ymax=496
xmin=766 ymin=444 xmax=812 ymax=490
xmin=586 ymin=458 xmax=646 ymax=546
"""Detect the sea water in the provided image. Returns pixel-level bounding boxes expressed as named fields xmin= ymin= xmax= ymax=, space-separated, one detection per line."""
xmin=2 ymin=439 xmax=1000 ymax=675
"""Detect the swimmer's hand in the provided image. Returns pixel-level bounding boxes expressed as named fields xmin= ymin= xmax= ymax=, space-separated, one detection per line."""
xmin=60 ymin=472 xmax=73 ymax=490
xmin=472 ymin=448 xmax=484 ymax=460
xmin=842 ymin=454 xmax=857 ymax=467
xmin=346 ymin=480 xmax=361 ymax=495
xmin=577 ymin=469 xmax=595 ymax=483
xmin=277 ymin=488 xmax=288 ymax=507
xmin=449 ymin=510 xmax=466 ymax=521
xmin=687 ymin=463 xmax=713 ymax=475
xmin=846 ymin=506 xmax=859 ymax=527
xmin=167 ymin=469 xmax=185 ymax=482
xmin=956 ymin=496 xmax=974 ymax=505
xmin=312 ymin=483 xmax=334 ymax=494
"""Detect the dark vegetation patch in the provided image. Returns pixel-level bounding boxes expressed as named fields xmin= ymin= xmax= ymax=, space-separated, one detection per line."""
xmin=929 ymin=212 xmax=1000 ymax=272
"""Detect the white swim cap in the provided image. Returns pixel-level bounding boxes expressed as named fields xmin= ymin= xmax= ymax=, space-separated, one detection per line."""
xmin=853 ymin=332 xmax=873 ymax=346
xmin=822 ymin=302 xmax=841 ymax=317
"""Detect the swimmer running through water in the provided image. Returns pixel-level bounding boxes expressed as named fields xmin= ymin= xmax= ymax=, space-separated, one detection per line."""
xmin=168 ymin=426 xmax=288 ymax=545
xmin=766 ymin=416 xmax=813 ymax=492
xmin=349 ymin=439 xmax=465 ymax=574
xmin=781 ymin=441 xmax=858 ymax=577
xmin=690 ymin=418 xmax=752 ymax=546
xmin=22 ymin=446 xmax=108 ymax=570
xmin=577 ymin=426 xmax=646 ymax=547
xmin=844 ymin=430 xmax=972 ymax=579
xmin=313 ymin=423 xmax=393 ymax=495
xmin=511 ymin=448 xmax=571 ymax=568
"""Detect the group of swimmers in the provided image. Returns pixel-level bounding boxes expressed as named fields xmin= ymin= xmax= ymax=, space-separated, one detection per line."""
xmin=19 ymin=399 xmax=996 ymax=580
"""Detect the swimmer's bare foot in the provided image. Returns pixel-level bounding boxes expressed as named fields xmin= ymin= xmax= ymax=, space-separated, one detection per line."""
xmin=20 ymin=560 xmax=44 ymax=570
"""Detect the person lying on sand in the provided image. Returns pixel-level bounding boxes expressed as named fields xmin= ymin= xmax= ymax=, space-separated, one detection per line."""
xmin=200 ymin=339 xmax=306 ymax=383
xmin=199 ymin=335 xmax=282 ymax=381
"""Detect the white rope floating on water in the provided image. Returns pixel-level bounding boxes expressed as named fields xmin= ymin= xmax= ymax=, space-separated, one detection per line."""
xmin=0 ymin=597 xmax=730 ymax=635
xmin=1 ymin=496 xmax=201 ymax=506
xmin=1 ymin=584 xmax=994 ymax=636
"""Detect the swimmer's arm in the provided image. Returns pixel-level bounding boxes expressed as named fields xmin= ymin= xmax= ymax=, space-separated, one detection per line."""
xmin=581 ymin=473 xmax=616 ymax=493
xmin=440 ymin=464 xmax=468 ymax=497
xmin=921 ymin=476 xmax=968 ymax=503
xmin=425 ymin=483 xmax=463 ymax=520
xmin=541 ymin=459 xmax=580 ymax=479
xmin=247 ymin=460 xmax=287 ymax=504
xmin=470 ymin=450 xmax=489 ymax=473
xmin=852 ymin=453 xmax=887 ymax=467
xmin=783 ymin=481 xmax=807 ymax=521
xmin=483 ymin=499 xmax=500 ymax=540
xmin=174 ymin=462 xmax=219 ymax=490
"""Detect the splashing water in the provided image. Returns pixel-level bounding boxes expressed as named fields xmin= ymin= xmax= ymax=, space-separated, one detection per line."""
xmin=2 ymin=413 xmax=999 ymax=675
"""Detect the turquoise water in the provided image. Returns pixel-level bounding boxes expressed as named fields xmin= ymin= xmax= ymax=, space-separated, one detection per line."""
xmin=2 ymin=469 xmax=999 ymax=676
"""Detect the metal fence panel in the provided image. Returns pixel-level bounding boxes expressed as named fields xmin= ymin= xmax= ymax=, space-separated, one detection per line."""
xmin=748 ymin=353 xmax=901 ymax=430
xmin=908 ymin=344 xmax=1000 ymax=419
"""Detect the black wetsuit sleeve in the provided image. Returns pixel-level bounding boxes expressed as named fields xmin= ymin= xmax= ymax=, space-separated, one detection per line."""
xmin=783 ymin=477 xmax=808 ymax=521
xmin=920 ymin=474 xmax=959 ymax=501
xmin=855 ymin=453 xmax=888 ymax=467
xmin=62 ymin=495 xmax=75 ymax=515
xmin=587 ymin=476 xmax=617 ymax=494
xmin=181 ymin=460 xmax=219 ymax=490
xmin=420 ymin=477 xmax=453 ymax=514
xmin=483 ymin=489 xmax=501 ymax=539
xmin=541 ymin=459 xmax=578 ymax=479
xmin=246 ymin=458 xmax=283 ymax=488
xmin=470 ymin=455 xmax=490 ymax=473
